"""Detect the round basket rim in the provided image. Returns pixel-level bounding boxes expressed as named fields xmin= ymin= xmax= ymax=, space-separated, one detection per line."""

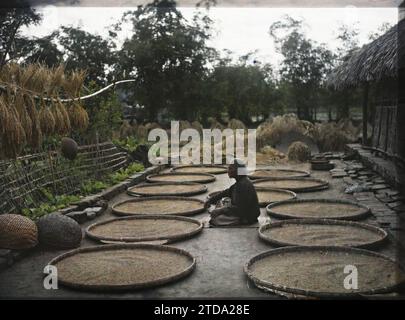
xmin=127 ymin=182 xmax=208 ymax=197
xmin=248 ymin=168 xmax=310 ymax=180
xmin=146 ymin=172 xmax=216 ymax=184
xmin=244 ymin=245 xmax=405 ymax=298
xmin=258 ymin=218 xmax=387 ymax=249
xmin=252 ymin=177 xmax=329 ymax=192
xmin=86 ymin=214 xmax=203 ymax=243
xmin=112 ymin=196 xmax=206 ymax=217
xmin=47 ymin=243 xmax=196 ymax=292
xmin=265 ymin=198 xmax=370 ymax=220
xmin=171 ymin=164 xmax=228 ymax=174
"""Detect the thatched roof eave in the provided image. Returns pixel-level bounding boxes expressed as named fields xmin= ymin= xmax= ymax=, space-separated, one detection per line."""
xmin=327 ymin=20 xmax=404 ymax=90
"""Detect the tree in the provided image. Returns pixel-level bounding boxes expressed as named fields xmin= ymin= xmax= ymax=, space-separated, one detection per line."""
xmin=55 ymin=26 xmax=117 ymax=85
xmin=270 ymin=16 xmax=335 ymax=121
xmin=336 ymin=23 xmax=359 ymax=59
xmin=80 ymin=81 xmax=123 ymax=142
xmin=207 ymin=54 xmax=279 ymax=124
xmin=368 ymin=22 xmax=393 ymax=41
xmin=0 ymin=0 xmax=41 ymax=68
xmin=117 ymin=0 xmax=216 ymax=121
xmin=334 ymin=23 xmax=361 ymax=120
xmin=13 ymin=32 xmax=63 ymax=67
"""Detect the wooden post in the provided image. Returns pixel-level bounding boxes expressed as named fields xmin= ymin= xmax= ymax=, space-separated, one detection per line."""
xmin=362 ymin=83 xmax=369 ymax=146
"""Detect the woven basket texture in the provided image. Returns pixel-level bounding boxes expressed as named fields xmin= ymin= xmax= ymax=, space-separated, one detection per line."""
xmin=0 ymin=214 xmax=38 ymax=249
xmin=37 ymin=213 xmax=82 ymax=249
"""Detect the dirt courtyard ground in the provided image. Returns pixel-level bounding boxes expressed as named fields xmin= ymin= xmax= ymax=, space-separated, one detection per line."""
xmin=0 ymin=161 xmax=404 ymax=299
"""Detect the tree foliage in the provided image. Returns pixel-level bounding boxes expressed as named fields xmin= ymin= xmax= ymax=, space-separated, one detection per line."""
xmin=0 ymin=0 xmax=41 ymax=68
xmin=270 ymin=16 xmax=335 ymax=121
xmin=117 ymin=0 xmax=216 ymax=121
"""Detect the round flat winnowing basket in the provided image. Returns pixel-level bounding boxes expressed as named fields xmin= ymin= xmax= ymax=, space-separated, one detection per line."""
xmin=248 ymin=168 xmax=310 ymax=180
xmin=37 ymin=213 xmax=82 ymax=249
xmin=253 ymin=177 xmax=329 ymax=192
xmin=171 ymin=164 xmax=227 ymax=175
xmin=266 ymin=198 xmax=370 ymax=220
xmin=147 ymin=172 xmax=216 ymax=184
xmin=208 ymin=188 xmax=297 ymax=207
xmin=47 ymin=244 xmax=196 ymax=291
xmin=245 ymin=246 xmax=405 ymax=298
xmin=112 ymin=196 xmax=206 ymax=216
xmin=0 ymin=214 xmax=38 ymax=250
xmin=86 ymin=215 xmax=203 ymax=243
xmin=259 ymin=219 xmax=387 ymax=249
xmin=127 ymin=182 xmax=207 ymax=197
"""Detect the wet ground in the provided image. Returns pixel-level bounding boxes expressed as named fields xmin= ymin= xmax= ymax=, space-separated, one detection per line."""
xmin=0 ymin=161 xmax=403 ymax=299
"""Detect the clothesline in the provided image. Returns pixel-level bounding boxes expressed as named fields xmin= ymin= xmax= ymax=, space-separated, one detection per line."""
xmin=0 ymin=79 xmax=136 ymax=102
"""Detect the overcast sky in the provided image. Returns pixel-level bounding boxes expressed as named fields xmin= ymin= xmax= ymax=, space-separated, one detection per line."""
xmin=22 ymin=6 xmax=398 ymax=65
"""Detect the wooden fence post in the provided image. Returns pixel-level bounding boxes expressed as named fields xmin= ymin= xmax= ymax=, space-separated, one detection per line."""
xmin=362 ymin=83 xmax=369 ymax=146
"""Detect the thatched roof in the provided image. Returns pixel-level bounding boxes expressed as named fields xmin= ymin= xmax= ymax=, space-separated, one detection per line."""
xmin=328 ymin=19 xmax=404 ymax=90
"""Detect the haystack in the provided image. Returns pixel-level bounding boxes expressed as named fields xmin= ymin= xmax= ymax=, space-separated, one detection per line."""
xmin=228 ymin=119 xmax=246 ymax=130
xmin=144 ymin=122 xmax=161 ymax=132
xmin=136 ymin=124 xmax=149 ymax=140
xmin=260 ymin=145 xmax=286 ymax=159
xmin=256 ymin=114 xmax=315 ymax=149
xmin=119 ymin=120 xmax=134 ymax=139
xmin=287 ymin=141 xmax=312 ymax=162
xmin=337 ymin=118 xmax=360 ymax=142
xmin=313 ymin=122 xmax=350 ymax=152
xmin=179 ymin=120 xmax=192 ymax=132
xmin=207 ymin=117 xmax=225 ymax=130
xmin=191 ymin=121 xmax=203 ymax=134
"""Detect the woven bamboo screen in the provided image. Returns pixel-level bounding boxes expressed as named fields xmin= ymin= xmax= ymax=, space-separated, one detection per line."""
xmin=0 ymin=141 xmax=128 ymax=214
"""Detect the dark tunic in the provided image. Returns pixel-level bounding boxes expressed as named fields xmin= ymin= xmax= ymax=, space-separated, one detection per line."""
xmin=208 ymin=176 xmax=260 ymax=226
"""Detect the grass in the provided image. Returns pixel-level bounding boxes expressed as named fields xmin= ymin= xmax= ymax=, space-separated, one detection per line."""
xmin=113 ymin=136 xmax=141 ymax=153
xmin=21 ymin=161 xmax=145 ymax=220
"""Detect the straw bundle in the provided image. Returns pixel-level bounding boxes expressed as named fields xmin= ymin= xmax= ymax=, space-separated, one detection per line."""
xmin=256 ymin=114 xmax=318 ymax=149
xmin=69 ymin=102 xmax=89 ymax=131
xmin=1 ymin=104 xmax=27 ymax=158
xmin=260 ymin=146 xmax=286 ymax=159
xmin=62 ymin=70 xmax=86 ymax=97
xmin=228 ymin=118 xmax=246 ymax=130
xmin=27 ymin=64 xmax=49 ymax=93
xmin=15 ymin=94 xmax=33 ymax=144
xmin=26 ymin=95 xmax=43 ymax=150
xmin=287 ymin=141 xmax=312 ymax=162
xmin=0 ymin=64 xmax=88 ymax=157
xmin=207 ymin=117 xmax=225 ymax=130
xmin=119 ymin=120 xmax=134 ymax=139
xmin=39 ymin=103 xmax=56 ymax=135
xmin=313 ymin=122 xmax=350 ymax=152
xmin=178 ymin=120 xmax=191 ymax=132
xmin=56 ymin=100 xmax=71 ymax=135
xmin=145 ymin=122 xmax=161 ymax=132
xmin=191 ymin=121 xmax=203 ymax=134
xmin=136 ymin=124 xmax=149 ymax=140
